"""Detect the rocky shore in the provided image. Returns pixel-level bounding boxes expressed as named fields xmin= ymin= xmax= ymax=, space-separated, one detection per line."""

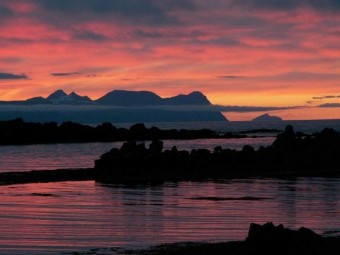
xmin=0 ymin=168 xmax=94 ymax=185
xmin=1 ymin=125 xmax=339 ymax=186
xmin=0 ymin=118 xmax=244 ymax=145
xmin=95 ymin=125 xmax=340 ymax=183
xmin=69 ymin=223 xmax=340 ymax=255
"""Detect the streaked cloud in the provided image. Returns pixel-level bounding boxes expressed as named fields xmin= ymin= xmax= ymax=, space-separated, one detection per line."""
xmin=72 ymin=30 xmax=110 ymax=41
xmin=229 ymin=0 xmax=340 ymax=12
xmin=0 ymin=72 xmax=28 ymax=79
xmin=319 ymin=103 xmax=340 ymax=108
xmin=313 ymin=95 xmax=340 ymax=100
xmin=217 ymin=76 xmax=244 ymax=79
xmin=212 ymin=105 xmax=302 ymax=113
xmin=51 ymin=72 xmax=79 ymax=77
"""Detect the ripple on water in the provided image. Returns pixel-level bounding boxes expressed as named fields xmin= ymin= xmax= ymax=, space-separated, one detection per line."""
xmin=0 ymin=178 xmax=339 ymax=255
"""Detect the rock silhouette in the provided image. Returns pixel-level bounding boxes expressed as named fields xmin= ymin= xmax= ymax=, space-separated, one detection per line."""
xmin=1 ymin=125 xmax=339 ymax=186
xmin=0 ymin=118 xmax=236 ymax=145
xmin=246 ymin=222 xmax=322 ymax=244
xmin=95 ymin=126 xmax=340 ymax=183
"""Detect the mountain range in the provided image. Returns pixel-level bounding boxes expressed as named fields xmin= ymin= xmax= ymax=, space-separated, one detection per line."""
xmin=0 ymin=90 xmax=227 ymax=123
xmin=0 ymin=89 xmax=211 ymax=106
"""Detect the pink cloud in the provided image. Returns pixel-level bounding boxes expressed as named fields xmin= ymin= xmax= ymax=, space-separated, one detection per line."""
xmin=0 ymin=0 xmax=338 ymax=118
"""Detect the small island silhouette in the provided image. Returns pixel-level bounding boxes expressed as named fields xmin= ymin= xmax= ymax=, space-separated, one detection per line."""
xmin=0 ymin=118 xmax=242 ymax=145
xmin=252 ymin=113 xmax=283 ymax=122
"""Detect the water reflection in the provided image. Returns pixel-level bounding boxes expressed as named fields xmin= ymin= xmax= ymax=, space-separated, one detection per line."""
xmin=0 ymin=137 xmax=274 ymax=172
xmin=0 ymin=178 xmax=339 ymax=255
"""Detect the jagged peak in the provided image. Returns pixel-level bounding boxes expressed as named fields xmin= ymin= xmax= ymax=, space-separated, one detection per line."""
xmin=46 ymin=89 xmax=68 ymax=100
xmin=163 ymin=91 xmax=211 ymax=105
xmin=252 ymin=113 xmax=282 ymax=121
xmin=188 ymin=91 xmax=205 ymax=96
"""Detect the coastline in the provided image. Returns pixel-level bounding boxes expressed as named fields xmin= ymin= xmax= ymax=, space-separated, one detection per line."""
xmin=0 ymin=168 xmax=94 ymax=186
xmin=69 ymin=223 xmax=340 ymax=255
xmin=1 ymin=125 xmax=340 ymax=186
xmin=1 ymin=167 xmax=339 ymax=186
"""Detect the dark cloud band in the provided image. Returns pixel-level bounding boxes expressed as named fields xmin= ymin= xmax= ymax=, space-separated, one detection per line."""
xmin=218 ymin=75 xmax=245 ymax=79
xmin=51 ymin=72 xmax=79 ymax=77
xmin=0 ymin=72 xmax=28 ymax=79
xmin=230 ymin=0 xmax=340 ymax=12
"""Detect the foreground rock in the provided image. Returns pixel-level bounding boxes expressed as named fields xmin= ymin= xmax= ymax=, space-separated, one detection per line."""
xmin=134 ymin=223 xmax=339 ymax=255
xmin=95 ymin=126 xmax=340 ymax=183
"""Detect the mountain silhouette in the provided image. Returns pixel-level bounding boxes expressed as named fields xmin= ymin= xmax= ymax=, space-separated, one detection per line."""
xmin=1 ymin=89 xmax=213 ymax=106
xmin=25 ymin=96 xmax=49 ymax=104
xmin=95 ymin=90 xmax=211 ymax=106
xmin=46 ymin=90 xmax=92 ymax=104
xmin=46 ymin=89 xmax=68 ymax=100
xmin=163 ymin=91 xmax=210 ymax=105
xmin=96 ymin=90 xmax=162 ymax=106
xmin=252 ymin=113 xmax=282 ymax=121
xmin=0 ymin=89 xmax=227 ymax=123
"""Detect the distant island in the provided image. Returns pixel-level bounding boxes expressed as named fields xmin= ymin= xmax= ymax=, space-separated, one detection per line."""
xmin=252 ymin=113 xmax=282 ymax=122
xmin=0 ymin=118 xmax=244 ymax=146
xmin=0 ymin=90 xmax=227 ymax=123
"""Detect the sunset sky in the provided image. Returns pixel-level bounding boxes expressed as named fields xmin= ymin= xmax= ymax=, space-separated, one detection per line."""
xmin=0 ymin=0 xmax=339 ymax=120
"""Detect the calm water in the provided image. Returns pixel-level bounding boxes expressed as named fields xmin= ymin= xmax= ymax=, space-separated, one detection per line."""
xmin=0 ymin=178 xmax=339 ymax=255
xmin=0 ymin=137 xmax=274 ymax=173
xmin=1 ymin=121 xmax=339 ymax=255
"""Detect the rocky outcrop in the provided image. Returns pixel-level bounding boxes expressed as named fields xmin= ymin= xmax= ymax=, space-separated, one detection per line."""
xmin=112 ymin=223 xmax=340 ymax=255
xmin=94 ymin=126 xmax=340 ymax=183
xmin=246 ymin=222 xmax=322 ymax=243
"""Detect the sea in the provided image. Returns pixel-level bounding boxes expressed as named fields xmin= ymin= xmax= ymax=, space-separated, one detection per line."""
xmin=0 ymin=120 xmax=340 ymax=255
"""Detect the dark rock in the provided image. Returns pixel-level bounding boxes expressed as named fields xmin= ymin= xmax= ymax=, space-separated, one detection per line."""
xmin=149 ymin=140 xmax=164 ymax=154
xmin=246 ymin=222 xmax=322 ymax=244
xmin=94 ymin=126 xmax=340 ymax=183
xmin=272 ymin=125 xmax=296 ymax=149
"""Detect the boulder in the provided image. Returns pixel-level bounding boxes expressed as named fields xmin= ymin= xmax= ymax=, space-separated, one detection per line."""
xmin=246 ymin=222 xmax=322 ymax=244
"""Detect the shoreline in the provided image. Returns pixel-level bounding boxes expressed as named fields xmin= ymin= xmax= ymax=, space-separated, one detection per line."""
xmin=0 ymin=168 xmax=94 ymax=185
xmin=68 ymin=222 xmax=340 ymax=255
xmin=1 ymin=125 xmax=339 ymax=186
xmin=1 ymin=167 xmax=339 ymax=186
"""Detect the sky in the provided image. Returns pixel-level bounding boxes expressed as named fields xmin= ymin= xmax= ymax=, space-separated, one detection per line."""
xmin=0 ymin=0 xmax=339 ymax=120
